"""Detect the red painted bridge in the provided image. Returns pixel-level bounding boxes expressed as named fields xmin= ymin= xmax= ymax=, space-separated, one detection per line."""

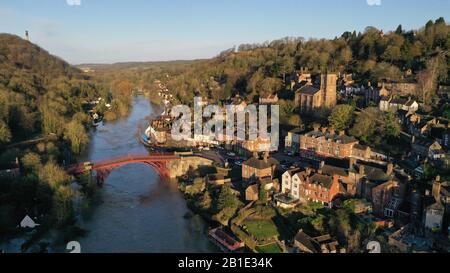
xmin=67 ymin=153 xmax=181 ymax=184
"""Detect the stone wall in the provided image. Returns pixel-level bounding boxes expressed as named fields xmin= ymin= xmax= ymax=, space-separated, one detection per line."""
xmin=167 ymin=155 xmax=214 ymax=178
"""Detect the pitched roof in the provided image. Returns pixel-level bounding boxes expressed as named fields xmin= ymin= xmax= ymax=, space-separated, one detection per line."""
xmin=354 ymin=144 xmax=370 ymax=151
xmin=309 ymin=174 xmax=334 ymax=189
xmin=294 ymin=230 xmax=320 ymax=253
xmin=355 ymin=163 xmax=391 ymax=182
xmin=321 ymin=165 xmax=348 ymax=177
xmin=297 ymin=85 xmax=321 ymax=95
xmin=243 ymin=157 xmax=279 ymax=170
xmin=304 ymin=130 xmax=358 ymax=144
xmin=284 ymin=168 xmax=303 ymax=176
xmin=391 ymin=97 xmax=408 ymax=105
xmin=405 ymin=99 xmax=417 ymax=107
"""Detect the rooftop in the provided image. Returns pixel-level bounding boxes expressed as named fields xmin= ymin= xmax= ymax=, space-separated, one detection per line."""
xmin=297 ymin=85 xmax=321 ymax=95
xmin=309 ymin=174 xmax=334 ymax=189
xmin=304 ymin=130 xmax=358 ymax=145
xmin=243 ymin=155 xmax=279 ymax=170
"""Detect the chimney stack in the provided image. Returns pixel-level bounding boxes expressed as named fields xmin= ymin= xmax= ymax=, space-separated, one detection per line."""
xmin=432 ymin=176 xmax=442 ymax=201
xmin=263 ymin=151 xmax=270 ymax=163
xmin=329 ymin=128 xmax=336 ymax=136
xmin=387 ymin=163 xmax=394 ymax=175
xmin=313 ymin=124 xmax=320 ymax=132
xmin=349 ymin=157 xmax=356 ymax=169
xmin=359 ymin=165 xmax=365 ymax=176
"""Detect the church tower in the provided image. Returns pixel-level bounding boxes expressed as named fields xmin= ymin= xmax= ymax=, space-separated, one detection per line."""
xmin=25 ymin=31 xmax=29 ymax=41
xmin=320 ymin=73 xmax=337 ymax=108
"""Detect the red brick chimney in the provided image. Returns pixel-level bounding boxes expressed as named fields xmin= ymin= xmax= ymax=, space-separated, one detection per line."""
xmin=263 ymin=152 xmax=270 ymax=163
xmin=387 ymin=163 xmax=394 ymax=175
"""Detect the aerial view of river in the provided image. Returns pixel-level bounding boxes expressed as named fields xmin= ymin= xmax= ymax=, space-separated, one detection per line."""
xmin=74 ymin=95 xmax=216 ymax=253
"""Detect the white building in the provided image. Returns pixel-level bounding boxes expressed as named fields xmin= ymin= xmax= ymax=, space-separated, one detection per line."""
xmin=19 ymin=215 xmax=39 ymax=229
xmin=380 ymin=97 xmax=419 ymax=113
xmin=282 ymin=168 xmax=307 ymax=200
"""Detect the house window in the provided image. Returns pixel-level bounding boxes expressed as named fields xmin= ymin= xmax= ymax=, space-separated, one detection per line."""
xmin=385 ymin=209 xmax=394 ymax=218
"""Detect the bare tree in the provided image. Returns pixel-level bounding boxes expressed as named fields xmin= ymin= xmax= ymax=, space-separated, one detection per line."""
xmin=417 ymin=56 xmax=440 ymax=104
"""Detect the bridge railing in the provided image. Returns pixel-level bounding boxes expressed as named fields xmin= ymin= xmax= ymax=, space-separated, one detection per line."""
xmin=91 ymin=153 xmax=180 ymax=168
xmin=67 ymin=153 xmax=180 ymax=174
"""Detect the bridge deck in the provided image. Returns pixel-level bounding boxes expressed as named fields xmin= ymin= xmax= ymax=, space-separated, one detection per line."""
xmin=67 ymin=153 xmax=180 ymax=175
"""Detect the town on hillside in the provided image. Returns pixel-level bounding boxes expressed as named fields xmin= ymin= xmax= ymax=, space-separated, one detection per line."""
xmin=141 ymin=65 xmax=450 ymax=253
xmin=1 ymin=5 xmax=450 ymax=256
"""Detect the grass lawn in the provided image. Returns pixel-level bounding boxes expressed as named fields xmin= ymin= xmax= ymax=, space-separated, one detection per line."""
xmin=256 ymin=243 xmax=283 ymax=253
xmin=243 ymin=219 xmax=279 ymax=240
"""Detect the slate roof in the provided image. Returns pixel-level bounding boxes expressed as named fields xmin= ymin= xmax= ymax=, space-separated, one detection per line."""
xmin=413 ymin=137 xmax=435 ymax=148
xmin=405 ymin=99 xmax=417 ymax=107
xmin=354 ymin=144 xmax=370 ymax=151
xmin=243 ymin=157 xmax=279 ymax=170
xmin=391 ymin=98 xmax=408 ymax=105
xmin=294 ymin=230 xmax=320 ymax=253
xmin=285 ymin=168 xmax=303 ymax=176
xmin=304 ymin=131 xmax=358 ymax=144
xmin=321 ymin=165 xmax=348 ymax=177
xmin=354 ymin=163 xmax=391 ymax=182
xmin=309 ymin=174 xmax=334 ymax=189
xmin=297 ymin=85 xmax=321 ymax=95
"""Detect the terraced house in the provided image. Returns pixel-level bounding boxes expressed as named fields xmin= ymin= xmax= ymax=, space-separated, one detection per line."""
xmin=278 ymin=167 xmax=342 ymax=206
xmin=299 ymin=126 xmax=386 ymax=163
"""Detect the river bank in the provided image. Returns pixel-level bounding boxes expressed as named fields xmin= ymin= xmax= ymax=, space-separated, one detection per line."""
xmin=1 ymin=95 xmax=217 ymax=253
xmin=70 ymin=95 xmax=217 ymax=253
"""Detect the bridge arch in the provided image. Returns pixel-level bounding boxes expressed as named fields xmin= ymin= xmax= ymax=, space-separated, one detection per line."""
xmin=67 ymin=154 xmax=180 ymax=184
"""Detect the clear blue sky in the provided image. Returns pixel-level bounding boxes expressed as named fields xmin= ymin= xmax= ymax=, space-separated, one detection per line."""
xmin=0 ymin=0 xmax=449 ymax=64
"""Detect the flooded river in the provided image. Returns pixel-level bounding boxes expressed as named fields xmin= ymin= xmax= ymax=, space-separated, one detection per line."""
xmin=75 ymin=96 xmax=216 ymax=253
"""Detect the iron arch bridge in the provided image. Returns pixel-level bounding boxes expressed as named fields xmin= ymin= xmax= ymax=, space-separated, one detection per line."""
xmin=66 ymin=153 xmax=180 ymax=184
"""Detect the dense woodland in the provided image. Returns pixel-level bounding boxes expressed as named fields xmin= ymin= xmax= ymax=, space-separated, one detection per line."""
xmin=87 ymin=18 xmax=449 ymax=153
xmin=91 ymin=18 xmax=449 ymax=108
xmin=0 ymin=18 xmax=449 ymax=247
xmin=0 ymin=34 xmax=110 ymax=240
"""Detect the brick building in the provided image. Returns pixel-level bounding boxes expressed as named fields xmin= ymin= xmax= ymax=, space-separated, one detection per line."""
xmin=299 ymin=126 xmax=386 ymax=163
xmin=299 ymin=126 xmax=358 ymax=159
xmin=371 ymin=178 xmax=406 ymax=218
xmin=279 ymin=167 xmax=342 ymax=205
xmin=242 ymin=152 xmax=278 ymax=181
